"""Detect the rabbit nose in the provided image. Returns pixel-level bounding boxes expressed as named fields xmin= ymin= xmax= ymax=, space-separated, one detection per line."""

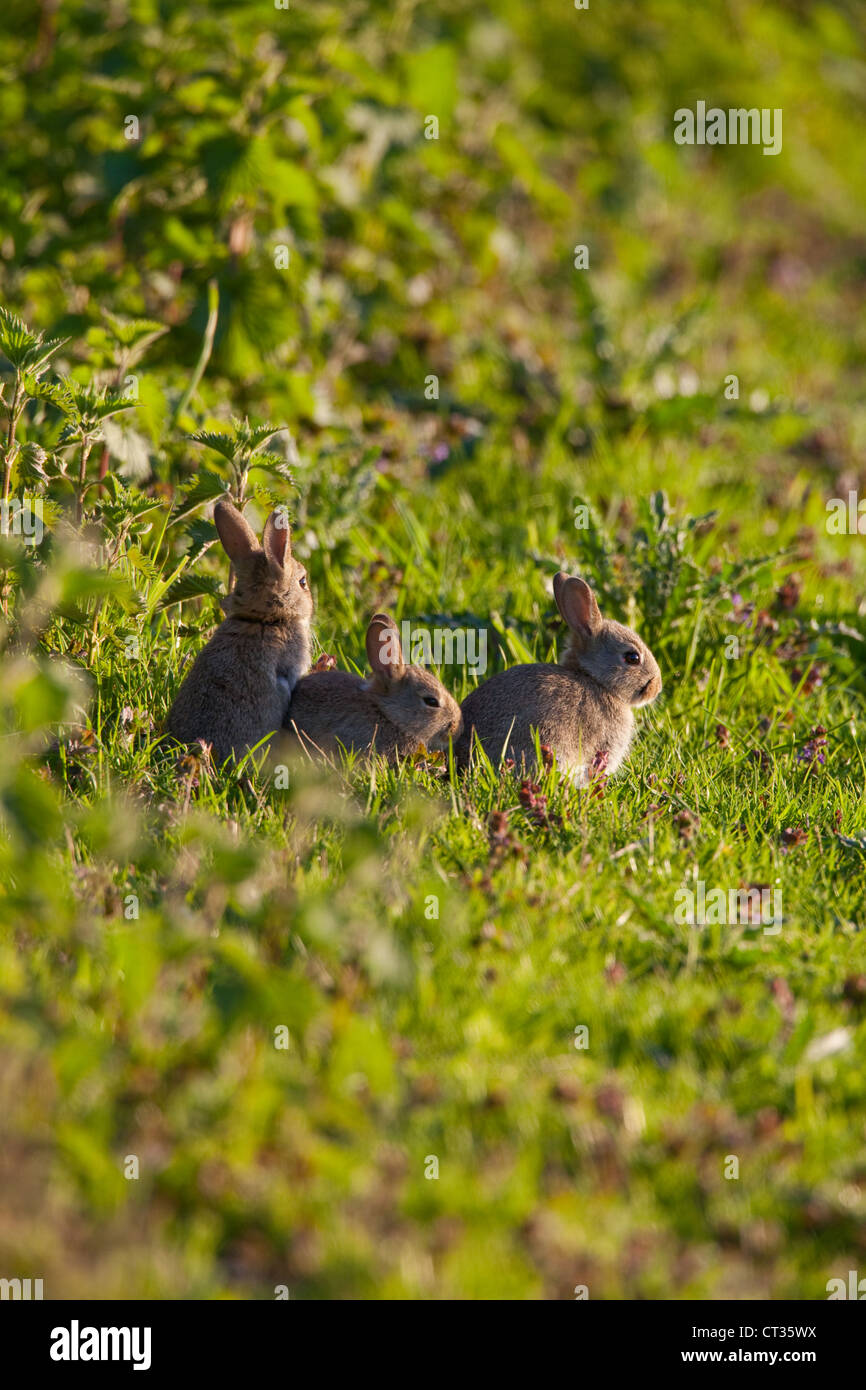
xmin=634 ymin=675 xmax=661 ymax=705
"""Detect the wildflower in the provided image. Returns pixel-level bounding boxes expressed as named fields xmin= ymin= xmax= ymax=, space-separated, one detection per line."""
xmin=796 ymin=725 xmax=828 ymax=767
xmin=589 ymin=747 xmax=609 ymax=776
xmin=729 ymin=592 xmax=755 ymax=624
xmin=487 ymin=809 xmax=526 ymax=865
xmin=790 ymin=663 xmax=824 ymax=695
xmin=780 ymin=826 xmax=807 ymax=850
xmin=775 ymin=575 xmax=802 ymax=611
xmin=588 ymin=747 xmax=609 ymax=799
xmin=754 ymin=609 xmax=779 ymax=635
xmin=518 ymin=777 xmax=561 ymax=829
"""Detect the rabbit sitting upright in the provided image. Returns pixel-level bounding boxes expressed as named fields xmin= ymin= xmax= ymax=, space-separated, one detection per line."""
xmin=283 ymin=613 xmax=463 ymax=760
xmin=165 ymin=498 xmax=313 ymax=764
xmin=456 ymin=573 xmax=661 ymax=782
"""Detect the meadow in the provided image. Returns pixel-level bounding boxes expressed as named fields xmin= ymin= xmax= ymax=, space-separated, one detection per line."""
xmin=0 ymin=0 xmax=865 ymax=1299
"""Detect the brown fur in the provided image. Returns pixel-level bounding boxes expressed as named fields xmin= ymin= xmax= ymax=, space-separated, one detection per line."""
xmin=165 ymin=499 xmax=313 ymax=764
xmin=455 ymin=573 xmax=661 ymax=781
xmin=282 ymin=614 xmax=462 ymax=760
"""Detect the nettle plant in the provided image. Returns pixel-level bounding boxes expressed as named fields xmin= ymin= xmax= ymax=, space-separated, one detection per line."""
xmin=0 ymin=306 xmax=143 ymax=522
xmin=572 ymin=490 xmax=781 ymax=672
xmin=569 ymin=491 xmax=863 ymax=698
xmin=0 ymin=304 xmax=300 ymax=657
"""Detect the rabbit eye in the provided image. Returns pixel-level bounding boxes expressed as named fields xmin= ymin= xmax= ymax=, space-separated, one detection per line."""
xmin=624 ymin=650 xmax=641 ymax=666
xmin=423 ymin=696 xmax=440 ymax=708
xmin=298 ymin=574 xmax=307 ymax=589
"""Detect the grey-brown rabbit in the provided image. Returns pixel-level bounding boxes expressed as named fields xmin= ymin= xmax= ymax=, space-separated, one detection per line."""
xmin=455 ymin=573 xmax=661 ymax=782
xmin=165 ymin=499 xmax=313 ymax=764
xmin=283 ymin=613 xmax=463 ymax=760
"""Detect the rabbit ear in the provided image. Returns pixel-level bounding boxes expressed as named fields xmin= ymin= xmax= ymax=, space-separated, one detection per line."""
xmin=213 ymin=499 xmax=260 ymax=563
xmin=366 ymin=613 xmax=405 ymax=680
xmin=262 ymin=509 xmax=291 ymax=569
xmin=554 ymin=573 xmax=603 ymax=640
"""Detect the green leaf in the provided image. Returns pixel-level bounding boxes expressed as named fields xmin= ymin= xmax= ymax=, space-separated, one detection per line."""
xmin=0 ymin=305 xmax=35 ymax=368
xmin=101 ymin=311 xmax=168 ymax=350
xmin=158 ymin=571 xmax=222 ymax=611
xmin=1 ymin=766 xmax=62 ymax=845
xmin=188 ymin=429 xmax=239 ymax=464
xmin=172 ymin=469 xmax=229 ymax=520
xmin=248 ymin=449 xmax=295 ymax=484
xmin=0 ymin=308 xmax=69 ymax=376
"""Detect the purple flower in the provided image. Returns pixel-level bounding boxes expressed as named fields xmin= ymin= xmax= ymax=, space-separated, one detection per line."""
xmin=797 ymin=743 xmax=826 ymax=766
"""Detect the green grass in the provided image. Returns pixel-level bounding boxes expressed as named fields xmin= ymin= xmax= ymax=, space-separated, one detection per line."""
xmin=1 ymin=0 xmax=866 ymax=1300
xmin=3 ymin=467 xmax=865 ymax=1300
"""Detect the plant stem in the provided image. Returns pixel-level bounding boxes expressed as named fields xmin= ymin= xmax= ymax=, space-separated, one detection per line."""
xmin=173 ymin=278 xmax=219 ymax=425
xmin=75 ymin=437 xmax=93 ymax=524
xmin=98 ymin=359 xmax=128 ymax=486
xmin=2 ymin=374 xmax=23 ymax=503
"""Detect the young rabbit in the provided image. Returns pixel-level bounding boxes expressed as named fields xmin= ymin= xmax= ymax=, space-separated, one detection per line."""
xmin=166 ymin=498 xmax=313 ymax=764
xmin=283 ymin=613 xmax=463 ymax=760
xmin=455 ymin=572 xmax=661 ymax=782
